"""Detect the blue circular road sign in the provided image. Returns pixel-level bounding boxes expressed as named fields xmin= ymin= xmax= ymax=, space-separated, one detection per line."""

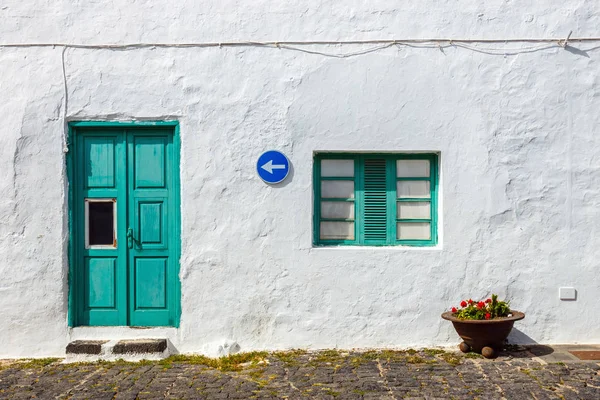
xmin=257 ymin=150 xmax=290 ymax=184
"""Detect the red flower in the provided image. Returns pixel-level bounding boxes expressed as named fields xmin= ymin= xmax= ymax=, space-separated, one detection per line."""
xmin=485 ymin=298 xmax=492 ymax=303
xmin=460 ymin=300 xmax=467 ymax=308
xmin=468 ymin=299 xmax=474 ymax=305
xmin=477 ymin=301 xmax=485 ymax=309
xmin=451 ymin=307 xmax=457 ymax=313
xmin=485 ymin=313 xmax=491 ymax=320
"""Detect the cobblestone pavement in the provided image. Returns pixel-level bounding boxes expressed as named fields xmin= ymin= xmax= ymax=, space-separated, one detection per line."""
xmin=1 ymin=348 xmax=599 ymax=399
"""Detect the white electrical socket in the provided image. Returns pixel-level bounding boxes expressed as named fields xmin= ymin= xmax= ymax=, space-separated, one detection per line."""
xmin=559 ymin=287 xmax=577 ymax=300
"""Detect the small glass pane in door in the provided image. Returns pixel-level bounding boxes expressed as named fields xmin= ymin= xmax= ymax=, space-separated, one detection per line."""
xmin=86 ymin=199 xmax=116 ymax=248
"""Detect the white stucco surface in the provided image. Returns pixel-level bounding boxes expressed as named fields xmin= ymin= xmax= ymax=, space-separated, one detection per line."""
xmin=1 ymin=1 xmax=600 ymax=357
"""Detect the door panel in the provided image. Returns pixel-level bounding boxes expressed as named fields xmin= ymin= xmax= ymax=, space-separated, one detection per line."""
xmin=137 ymin=200 xmax=166 ymax=246
xmin=84 ymin=136 xmax=117 ymax=189
xmin=134 ymin=257 xmax=168 ymax=309
xmin=128 ymin=131 xmax=176 ymax=326
xmin=76 ymin=131 xmax=127 ymax=326
xmin=72 ymin=125 xmax=179 ymax=327
xmin=85 ymin=257 xmax=117 ymax=308
xmin=134 ymin=136 xmax=167 ymax=188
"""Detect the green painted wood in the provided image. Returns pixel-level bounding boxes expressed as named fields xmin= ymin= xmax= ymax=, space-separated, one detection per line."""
xmin=86 ymin=257 xmax=117 ymax=308
xmin=312 ymin=157 xmax=320 ymax=246
xmin=172 ymin=123 xmax=182 ymax=328
xmin=362 ymin=158 xmax=387 ymax=244
xmin=139 ymin=201 xmax=164 ymax=244
xmin=355 ymin=155 xmax=364 ymax=244
xmin=387 ymin=158 xmax=397 ymax=245
xmin=68 ymin=122 xmax=180 ymax=327
xmin=134 ymin=136 xmax=166 ymax=188
xmin=83 ymin=136 xmax=116 ymax=188
xmin=394 ymin=153 xmax=438 ymax=246
xmin=128 ymin=130 xmax=177 ymax=327
xmin=67 ymin=128 xmax=75 ymax=327
xmin=73 ymin=130 xmax=127 ymax=326
xmin=430 ymin=154 xmax=439 ymax=245
xmin=70 ymin=121 xmax=179 ymax=127
xmin=134 ymin=258 xmax=167 ymax=308
xmin=313 ymin=155 xmax=358 ymax=246
xmin=314 ymin=153 xmax=438 ymax=247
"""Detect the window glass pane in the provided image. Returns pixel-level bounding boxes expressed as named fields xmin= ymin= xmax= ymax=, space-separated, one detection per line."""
xmin=320 ymin=221 xmax=355 ymax=240
xmin=321 ymin=181 xmax=355 ymax=198
xmin=397 ymin=159 xmax=430 ymax=177
xmin=321 ymin=201 xmax=354 ymax=219
xmin=397 ymin=201 xmax=430 ymax=219
xmin=397 ymin=181 xmax=430 ymax=198
xmin=87 ymin=200 xmax=115 ymax=246
xmin=397 ymin=222 xmax=431 ymax=240
xmin=321 ymin=159 xmax=354 ymax=177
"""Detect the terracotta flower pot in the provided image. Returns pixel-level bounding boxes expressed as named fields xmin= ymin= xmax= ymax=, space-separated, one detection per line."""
xmin=441 ymin=311 xmax=525 ymax=358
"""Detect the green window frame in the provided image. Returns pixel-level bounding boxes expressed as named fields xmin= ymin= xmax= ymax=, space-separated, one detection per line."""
xmin=313 ymin=153 xmax=438 ymax=246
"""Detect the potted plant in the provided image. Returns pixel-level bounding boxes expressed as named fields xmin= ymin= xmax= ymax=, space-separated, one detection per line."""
xmin=441 ymin=294 xmax=525 ymax=358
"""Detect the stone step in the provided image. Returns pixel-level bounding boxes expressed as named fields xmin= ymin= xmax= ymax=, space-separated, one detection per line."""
xmin=66 ymin=340 xmax=107 ymax=355
xmin=65 ymin=339 xmax=169 ymax=362
xmin=113 ymin=339 xmax=167 ymax=355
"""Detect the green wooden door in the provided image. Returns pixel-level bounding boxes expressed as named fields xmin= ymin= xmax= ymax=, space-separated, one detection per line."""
xmin=127 ymin=131 xmax=177 ymax=326
xmin=71 ymin=124 xmax=180 ymax=327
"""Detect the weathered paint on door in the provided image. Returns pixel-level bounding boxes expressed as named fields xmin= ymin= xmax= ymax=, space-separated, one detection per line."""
xmin=69 ymin=123 xmax=180 ymax=327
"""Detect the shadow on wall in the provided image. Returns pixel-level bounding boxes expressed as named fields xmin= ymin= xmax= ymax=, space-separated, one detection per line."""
xmin=267 ymin=160 xmax=295 ymax=189
xmin=564 ymin=44 xmax=590 ymax=58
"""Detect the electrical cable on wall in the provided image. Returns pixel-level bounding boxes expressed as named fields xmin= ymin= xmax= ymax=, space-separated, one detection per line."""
xmin=15 ymin=34 xmax=600 ymax=140
xmin=2 ymin=34 xmax=600 ymax=58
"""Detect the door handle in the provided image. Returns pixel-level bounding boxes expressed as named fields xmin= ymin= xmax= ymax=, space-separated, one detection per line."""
xmin=127 ymin=227 xmax=134 ymax=249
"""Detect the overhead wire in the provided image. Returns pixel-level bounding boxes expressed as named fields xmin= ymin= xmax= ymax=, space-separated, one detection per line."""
xmin=10 ymin=35 xmax=599 ymax=133
xmin=1 ymin=36 xmax=600 ymax=51
xmin=2 ymin=36 xmax=600 ymax=58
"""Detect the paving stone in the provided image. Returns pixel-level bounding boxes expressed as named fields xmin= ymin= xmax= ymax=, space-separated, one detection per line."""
xmin=1 ymin=350 xmax=600 ymax=399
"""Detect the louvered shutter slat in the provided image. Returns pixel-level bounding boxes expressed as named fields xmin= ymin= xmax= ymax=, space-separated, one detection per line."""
xmin=363 ymin=158 xmax=387 ymax=241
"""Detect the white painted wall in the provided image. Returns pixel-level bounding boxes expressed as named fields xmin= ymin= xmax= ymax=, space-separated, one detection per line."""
xmin=1 ymin=1 xmax=600 ymax=357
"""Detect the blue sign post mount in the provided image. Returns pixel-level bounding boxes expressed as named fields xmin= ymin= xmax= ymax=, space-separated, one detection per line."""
xmin=257 ymin=150 xmax=290 ymax=184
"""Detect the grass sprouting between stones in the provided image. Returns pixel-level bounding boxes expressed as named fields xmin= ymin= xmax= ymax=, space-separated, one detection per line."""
xmin=0 ymin=358 xmax=61 ymax=370
xmin=272 ymin=349 xmax=308 ymax=366
xmin=0 ymin=348 xmax=472 ymax=372
xmin=161 ymin=351 xmax=269 ymax=371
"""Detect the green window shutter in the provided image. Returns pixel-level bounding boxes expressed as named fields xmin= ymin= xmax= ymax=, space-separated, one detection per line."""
xmin=314 ymin=153 xmax=437 ymax=247
xmin=362 ymin=158 xmax=387 ymax=243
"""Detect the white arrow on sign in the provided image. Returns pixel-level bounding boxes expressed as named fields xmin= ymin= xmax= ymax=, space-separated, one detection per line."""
xmin=260 ymin=160 xmax=286 ymax=174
